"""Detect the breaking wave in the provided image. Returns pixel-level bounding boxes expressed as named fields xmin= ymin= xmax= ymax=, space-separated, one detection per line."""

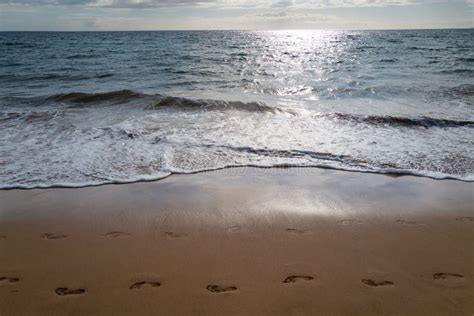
xmin=42 ymin=90 xmax=474 ymax=128
xmin=46 ymin=90 xmax=287 ymax=113
xmin=48 ymin=90 xmax=146 ymax=103
xmin=4 ymin=90 xmax=473 ymax=129
xmin=316 ymin=112 xmax=474 ymax=128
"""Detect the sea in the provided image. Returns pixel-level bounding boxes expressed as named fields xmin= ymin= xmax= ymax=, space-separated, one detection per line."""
xmin=1 ymin=29 xmax=473 ymax=188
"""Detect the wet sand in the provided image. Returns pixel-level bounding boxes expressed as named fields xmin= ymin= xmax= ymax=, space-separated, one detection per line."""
xmin=0 ymin=168 xmax=473 ymax=315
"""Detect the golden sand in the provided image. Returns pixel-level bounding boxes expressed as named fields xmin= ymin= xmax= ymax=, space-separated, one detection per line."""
xmin=0 ymin=168 xmax=473 ymax=315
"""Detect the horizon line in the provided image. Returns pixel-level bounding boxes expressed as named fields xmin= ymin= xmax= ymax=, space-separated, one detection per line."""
xmin=1 ymin=27 xmax=473 ymax=32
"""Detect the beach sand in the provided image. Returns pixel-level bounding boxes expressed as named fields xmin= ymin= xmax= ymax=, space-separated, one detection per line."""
xmin=0 ymin=168 xmax=473 ymax=315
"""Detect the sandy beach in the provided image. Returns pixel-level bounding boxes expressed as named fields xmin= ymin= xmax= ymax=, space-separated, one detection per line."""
xmin=0 ymin=168 xmax=473 ymax=315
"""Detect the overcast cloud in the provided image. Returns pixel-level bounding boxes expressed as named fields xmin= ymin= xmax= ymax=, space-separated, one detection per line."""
xmin=0 ymin=0 xmax=472 ymax=30
xmin=1 ymin=0 xmax=471 ymax=8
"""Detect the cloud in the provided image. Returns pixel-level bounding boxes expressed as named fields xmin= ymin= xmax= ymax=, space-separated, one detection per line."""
xmin=256 ymin=11 xmax=288 ymax=17
xmin=271 ymin=0 xmax=294 ymax=7
xmin=100 ymin=0 xmax=215 ymax=8
xmin=254 ymin=10 xmax=336 ymax=23
xmin=0 ymin=0 xmax=96 ymax=4
xmin=0 ymin=0 xmax=213 ymax=7
xmin=0 ymin=0 xmax=470 ymax=9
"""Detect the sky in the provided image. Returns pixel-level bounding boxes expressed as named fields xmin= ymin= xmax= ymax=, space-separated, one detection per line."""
xmin=0 ymin=0 xmax=472 ymax=31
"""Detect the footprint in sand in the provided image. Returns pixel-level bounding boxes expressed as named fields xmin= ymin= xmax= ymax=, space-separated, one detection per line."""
xmin=206 ymin=285 xmax=237 ymax=293
xmin=340 ymin=220 xmax=363 ymax=225
xmin=41 ymin=233 xmax=67 ymax=240
xmin=165 ymin=232 xmax=188 ymax=239
xmin=361 ymin=279 xmax=394 ymax=287
xmin=0 ymin=277 xmax=20 ymax=284
xmin=55 ymin=287 xmax=85 ymax=296
xmin=225 ymin=226 xmax=242 ymax=233
xmin=456 ymin=217 xmax=473 ymax=222
xmin=396 ymin=219 xmax=424 ymax=226
xmin=102 ymin=232 xmax=130 ymax=238
xmin=433 ymin=273 xmax=464 ymax=280
xmin=285 ymin=228 xmax=309 ymax=235
xmin=283 ymin=275 xmax=314 ymax=283
xmin=129 ymin=281 xmax=161 ymax=290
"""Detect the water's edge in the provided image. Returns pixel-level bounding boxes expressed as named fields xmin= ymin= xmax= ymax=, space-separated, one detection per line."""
xmin=2 ymin=164 xmax=472 ymax=191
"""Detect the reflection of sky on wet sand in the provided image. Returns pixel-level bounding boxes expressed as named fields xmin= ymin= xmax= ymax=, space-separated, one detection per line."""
xmin=1 ymin=168 xmax=472 ymax=226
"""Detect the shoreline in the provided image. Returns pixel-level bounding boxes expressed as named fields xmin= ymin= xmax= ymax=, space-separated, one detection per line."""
xmin=2 ymin=164 xmax=473 ymax=191
xmin=0 ymin=168 xmax=473 ymax=315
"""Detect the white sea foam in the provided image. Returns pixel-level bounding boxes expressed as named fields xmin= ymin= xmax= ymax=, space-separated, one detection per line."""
xmin=1 ymin=92 xmax=472 ymax=188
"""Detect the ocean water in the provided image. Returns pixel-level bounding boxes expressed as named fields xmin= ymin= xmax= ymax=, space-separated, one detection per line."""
xmin=1 ymin=30 xmax=473 ymax=188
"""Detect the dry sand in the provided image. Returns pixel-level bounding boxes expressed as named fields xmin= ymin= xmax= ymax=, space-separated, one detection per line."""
xmin=0 ymin=168 xmax=473 ymax=315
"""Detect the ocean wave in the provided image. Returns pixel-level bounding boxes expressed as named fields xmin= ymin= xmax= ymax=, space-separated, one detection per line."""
xmin=150 ymin=96 xmax=283 ymax=113
xmin=1 ymin=95 xmax=473 ymax=190
xmin=356 ymin=45 xmax=378 ymax=50
xmin=2 ymin=162 xmax=471 ymax=190
xmin=1 ymin=72 xmax=115 ymax=83
xmin=3 ymin=42 xmax=36 ymax=48
xmin=407 ymin=46 xmax=443 ymax=51
xmin=48 ymin=89 xmax=146 ymax=103
xmin=0 ymin=110 xmax=63 ymax=123
xmin=211 ymin=145 xmax=359 ymax=164
xmin=46 ymin=90 xmax=287 ymax=113
xmin=379 ymin=58 xmax=398 ymax=63
xmin=437 ymin=68 xmax=474 ymax=75
xmin=315 ymin=112 xmax=474 ymax=128
xmin=456 ymin=57 xmax=474 ymax=63
xmin=387 ymin=39 xmax=403 ymax=43
xmin=1 ymin=73 xmax=92 ymax=82
xmin=97 ymin=73 xmax=113 ymax=78
xmin=66 ymin=54 xmax=98 ymax=59
xmin=432 ymin=84 xmax=474 ymax=98
xmin=5 ymin=90 xmax=473 ymax=126
xmin=0 ymin=112 xmax=22 ymax=122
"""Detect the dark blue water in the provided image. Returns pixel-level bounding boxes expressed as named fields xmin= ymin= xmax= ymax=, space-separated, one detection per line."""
xmin=1 ymin=30 xmax=473 ymax=188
